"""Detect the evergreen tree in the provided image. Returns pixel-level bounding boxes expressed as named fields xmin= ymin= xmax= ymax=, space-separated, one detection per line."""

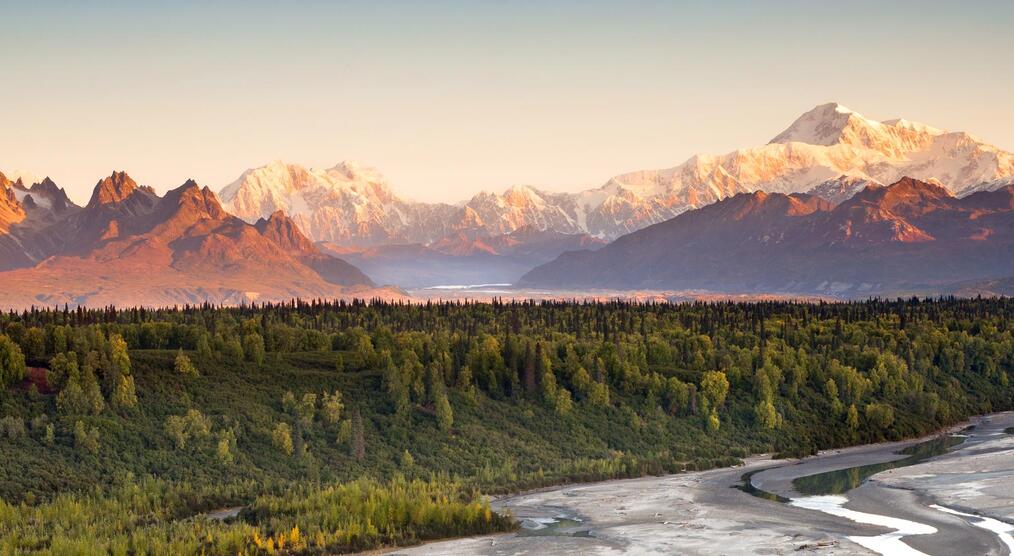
xmin=73 ymin=420 xmax=99 ymax=454
xmin=351 ymin=409 xmax=365 ymax=461
xmin=435 ymin=390 xmax=453 ymax=432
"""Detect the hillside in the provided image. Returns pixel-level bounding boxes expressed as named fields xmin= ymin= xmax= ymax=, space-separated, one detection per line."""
xmin=1 ymin=299 xmax=1011 ymax=553
xmin=520 ymin=178 xmax=1014 ymax=296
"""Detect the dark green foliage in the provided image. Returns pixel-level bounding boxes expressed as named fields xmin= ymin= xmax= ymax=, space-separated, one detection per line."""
xmin=0 ymin=335 xmax=25 ymax=388
xmin=0 ymin=297 xmax=1013 ymax=552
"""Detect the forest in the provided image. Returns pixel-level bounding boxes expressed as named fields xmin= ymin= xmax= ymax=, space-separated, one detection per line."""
xmin=1 ymin=297 xmax=1012 ymax=554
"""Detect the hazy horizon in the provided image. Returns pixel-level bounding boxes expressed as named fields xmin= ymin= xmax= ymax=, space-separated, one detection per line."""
xmin=3 ymin=0 xmax=1013 ymax=204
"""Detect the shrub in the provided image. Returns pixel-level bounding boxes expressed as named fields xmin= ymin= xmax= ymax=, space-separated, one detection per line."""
xmin=272 ymin=422 xmax=294 ymax=456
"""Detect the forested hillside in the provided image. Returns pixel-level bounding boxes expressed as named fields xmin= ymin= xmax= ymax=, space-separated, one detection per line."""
xmin=1 ymin=298 xmax=1012 ymax=553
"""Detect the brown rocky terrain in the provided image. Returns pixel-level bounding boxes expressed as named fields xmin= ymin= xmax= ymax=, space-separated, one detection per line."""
xmin=0 ymin=172 xmax=385 ymax=309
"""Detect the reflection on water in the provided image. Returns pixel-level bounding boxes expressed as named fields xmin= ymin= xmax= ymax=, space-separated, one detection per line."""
xmin=738 ymin=434 xmax=966 ymax=502
xmin=793 ymin=435 xmax=964 ymax=496
xmin=734 ymin=469 xmax=789 ymax=502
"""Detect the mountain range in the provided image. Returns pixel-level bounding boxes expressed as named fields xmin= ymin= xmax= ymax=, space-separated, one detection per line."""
xmin=519 ymin=177 xmax=1014 ymax=296
xmin=3 ymin=102 xmax=1014 ymax=304
xmin=211 ymin=103 xmax=1014 ymax=287
xmin=219 ymin=103 xmax=1014 ymax=248
xmin=0 ymin=171 xmax=381 ymax=308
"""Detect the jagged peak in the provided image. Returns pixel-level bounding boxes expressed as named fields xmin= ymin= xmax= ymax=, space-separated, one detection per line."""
xmin=769 ymin=102 xmax=880 ymax=146
xmin=159 ymin=179 xmax=227 ymax=221
xmin=844 ymin=177 xmax=955 ymax=219
xmin=2 ymin=169 xmax=40 ymax=189
xmin=882 ymin=118 xmax=945 ymax=135
xmin=820 ymin=102 xmax=857 ymax=115
xmin=34 ymin=176 xmax=59 ymax=189
xmin=253 ymin=209 xmax=294 ymax=231
xmin=325 ymin=160 xmax=385 ymax=183
xmin=178 ymin=178 xmax=202 ymax=191
xmin=703 ymin=189 xmax=830 ymax=221
xmin=87 ymin=171 xmax=140 ymax=208
xmin=222 ymin=160 xmax=392 ymax=203
xmin=254 ymin=209 xmax=315 ymax=252
xmin=501 ymin=185 xmax=546 ymax=205
xmin=328 ymin=159 xmax=362 ymax=174
xmin=882 ymin=176 xmax=954 ymax=198
xmin=266 ymin=208 xmax=289 ymax=221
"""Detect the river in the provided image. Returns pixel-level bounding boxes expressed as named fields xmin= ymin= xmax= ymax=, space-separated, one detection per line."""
xmin=390 ymin=412 xmax=1014 ymax=555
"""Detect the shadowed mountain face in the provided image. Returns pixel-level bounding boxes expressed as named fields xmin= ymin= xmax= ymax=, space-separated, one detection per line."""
xmin=0 ymin=173 xmax=377 ymax=308
xmin=323 ymin=226 xmax=606 ymax=288
xmin=519 ymin=178 xmax=1014 ymax=297
xmin=254 ymin=211 xmax=374 ymax=287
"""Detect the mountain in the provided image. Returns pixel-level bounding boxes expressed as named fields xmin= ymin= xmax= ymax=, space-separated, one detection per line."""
xmin=219 ymin=103 xmax=1014 ymax=249
xmin=1 ymin=172 xmax=83 ymax=270
xmin=0 ymin=172 xmax=381 ymax=308
xmin=326 ymin=226 xmax=605 ymax=288
xmin=219 ymin=160 xmax=459 ymax=247
xmin=254 ymin=211 xmax=374 ymax=286
xmin=0 ymin=172 xmax=27 ymax=232
xmin=805 ymin=175 xmax=880 ymax=206
xmin=955 ymin=176 xmax=1014 ymax=197
xmin=519 ymin=178 xmax=1014 ymax=297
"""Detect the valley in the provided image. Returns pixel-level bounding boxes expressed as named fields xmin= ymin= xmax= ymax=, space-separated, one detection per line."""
xmin=4 ymin=4 xmax=1012 ymax=555
xmin=393 ymin=413 xmax=1014 ymax=556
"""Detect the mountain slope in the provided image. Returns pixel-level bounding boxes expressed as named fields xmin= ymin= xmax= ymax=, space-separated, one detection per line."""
xmin=519 ymin=178 xmax=1014 ymax=296
xmin=219 ymin=103 xmax=1014 ymax=248
xmin=0 ymin=172 xmax=26 ymax=232
xmin=254 ymin=211 xmax=374 ymax=286
xmin=326 ymin=227 xmax=605 ymax=288
xmin=0 ymin=173 xmax=381 ymax=308
xmin=219 ymin=160 xmax=460 ymax=247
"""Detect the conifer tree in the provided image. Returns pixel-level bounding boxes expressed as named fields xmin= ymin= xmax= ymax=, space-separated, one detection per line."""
xmin=435 ymin=389 xmax=453 ymax=432
xmin=351 ymin=409 xmax=365 ymax=461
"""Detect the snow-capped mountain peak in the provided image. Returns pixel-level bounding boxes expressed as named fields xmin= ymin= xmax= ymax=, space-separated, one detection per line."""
xmin=217 ymin=103 xmax=1014 ymax=248
xmin=769 ymin=102 xmax=876 ymax=146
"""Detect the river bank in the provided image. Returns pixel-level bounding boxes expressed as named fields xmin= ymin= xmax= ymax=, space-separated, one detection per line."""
xmin=388 ymin=413 xmax=1014 ymax=555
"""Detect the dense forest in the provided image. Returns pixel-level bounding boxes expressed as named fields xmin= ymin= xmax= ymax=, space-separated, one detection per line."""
xmin=1 ymin=297 xmax=1012 ymax=553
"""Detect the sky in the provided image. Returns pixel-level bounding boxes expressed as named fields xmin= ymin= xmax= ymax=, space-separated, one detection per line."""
xmin=2 ymin=0 xmax=1013 ymax=204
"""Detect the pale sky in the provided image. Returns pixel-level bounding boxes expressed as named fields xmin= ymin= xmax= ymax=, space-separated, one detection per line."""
xmin=2 ymin=0 xmax=1012 ymax=204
